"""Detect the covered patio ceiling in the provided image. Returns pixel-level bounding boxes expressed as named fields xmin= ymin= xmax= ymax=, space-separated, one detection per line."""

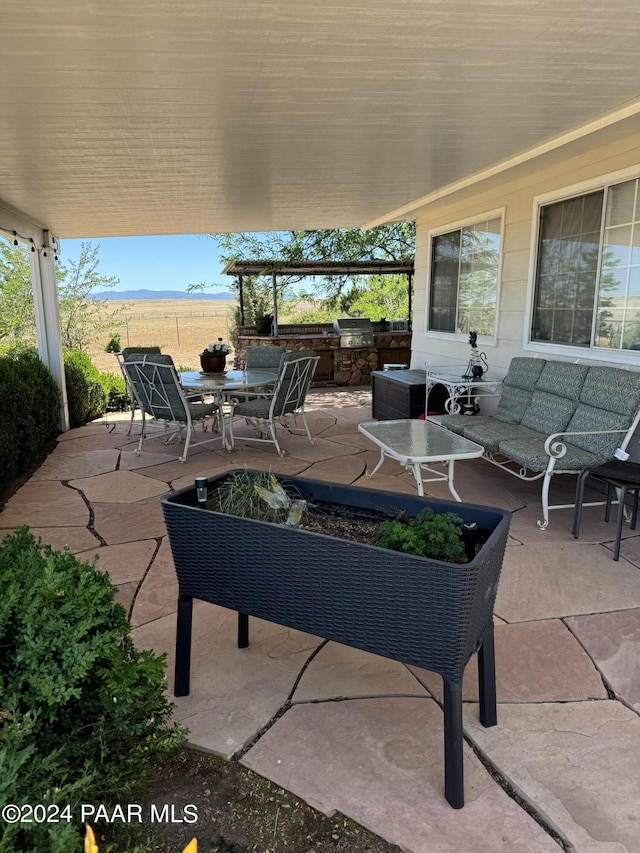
xmin=1 ymin=0 xmax=640 ymax=239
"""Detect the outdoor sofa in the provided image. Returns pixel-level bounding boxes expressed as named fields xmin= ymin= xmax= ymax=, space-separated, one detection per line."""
xmin=430 ymin=357 xmax=640 ymax=528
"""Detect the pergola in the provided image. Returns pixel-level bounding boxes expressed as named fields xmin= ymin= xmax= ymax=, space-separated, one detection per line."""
xmin=1 ymin=1 xmax=639 ymax=429
xmin=222 ymin=260 xmax=415 ymax=333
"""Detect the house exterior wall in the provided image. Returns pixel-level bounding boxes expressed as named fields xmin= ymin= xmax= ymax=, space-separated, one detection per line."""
xmin=411 ymin=126 xmax=640 ymax=386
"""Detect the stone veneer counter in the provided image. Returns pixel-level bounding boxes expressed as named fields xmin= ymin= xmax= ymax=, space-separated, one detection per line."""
xmin=236 ymin=332 xmax=411 ymax=386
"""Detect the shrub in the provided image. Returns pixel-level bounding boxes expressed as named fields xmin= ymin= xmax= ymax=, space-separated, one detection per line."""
xmin=0 ymin=348 xmax=61 ymax=486
xmin=104 ymin=333 xmax=122 ymax=353
xmin=99 ymin=370 xmax=129 ymax=412
xmin=63 ymin=349 xmax=107 ymax=426
xmin=376 ymin=507 xmax=467 ymax=562
xmin=0 ymin=529 xmax=185 ymax=852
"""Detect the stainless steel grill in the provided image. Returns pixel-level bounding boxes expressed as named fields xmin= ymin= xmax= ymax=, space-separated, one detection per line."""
xmin=333 ymin=317 xmax=374 ymax=348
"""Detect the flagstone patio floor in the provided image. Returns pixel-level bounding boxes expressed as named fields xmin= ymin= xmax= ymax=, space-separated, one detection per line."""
xmin=3 ymin=386 xmax=640 ymax=852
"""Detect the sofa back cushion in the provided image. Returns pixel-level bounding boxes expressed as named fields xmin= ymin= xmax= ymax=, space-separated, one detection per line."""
xmin=520 ymin=389 xmax=578 ymax=434
xmin=503 ymin=357 xmax=546 ymax=391
xmin=580 ymin=366 xmax=640 ymax=417
xmin=493 ymin=385 xmax=533 ymax=424
xmin=565 ymin=403 xmax=633 ymax=458
xmin=535 ymin=361 xmax=588 ymax=401
xmin=493 ymin=357 xmax=546 ymax=424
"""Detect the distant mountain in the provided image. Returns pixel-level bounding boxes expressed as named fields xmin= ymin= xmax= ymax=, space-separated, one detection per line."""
xmin=87 ymin=289 xmax=235 ymax=300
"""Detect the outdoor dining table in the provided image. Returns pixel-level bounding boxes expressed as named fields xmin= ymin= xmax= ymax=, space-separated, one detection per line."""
xmin=179 ymin=369 xmax=279 ymax=450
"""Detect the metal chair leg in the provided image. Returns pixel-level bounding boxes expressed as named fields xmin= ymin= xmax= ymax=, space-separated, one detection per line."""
xmin=613 ymin=486 xmax=628 ymax=561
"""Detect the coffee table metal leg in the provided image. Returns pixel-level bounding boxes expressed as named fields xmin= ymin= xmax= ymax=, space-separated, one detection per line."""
xmin=368 ymin=448 xmax=387 ymax=480
xmin=447 ymin=460 xmax=461 ymax=502
xmin=410 ymin=462 xmax=425 ymax=496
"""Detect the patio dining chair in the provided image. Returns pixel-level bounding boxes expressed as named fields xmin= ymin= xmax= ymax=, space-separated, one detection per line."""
xmin=115 ymin=346 xmax=162 ymax=433
xmin=123 ymin=354 xmax=221 ymax=462
xmin=228 ymin=350 xmax=319 ymax=455
xmin=245 ymin=345 xmax=286 ymax=371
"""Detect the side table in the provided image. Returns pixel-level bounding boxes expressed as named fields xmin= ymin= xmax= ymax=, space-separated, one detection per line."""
xmin=426 ymin=368 xmax=502 ymax=415
xmin=572 ymin=460 xmax=640 ymax=561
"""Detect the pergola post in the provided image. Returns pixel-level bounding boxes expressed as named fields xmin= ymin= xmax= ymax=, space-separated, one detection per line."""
xmin=272 ymin=270 xmax=278 ymax=336
xmin=30 ymin=232 xmax=69 ymax=431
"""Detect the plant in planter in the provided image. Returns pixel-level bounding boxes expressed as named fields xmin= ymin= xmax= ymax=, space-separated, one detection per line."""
xmin=161 ymin=470 xmax=511 ymax=809
xmin=200 ymin=337 xmax=232 ymax=373
xmin=255 ymin=313 xmax=274 ymax=335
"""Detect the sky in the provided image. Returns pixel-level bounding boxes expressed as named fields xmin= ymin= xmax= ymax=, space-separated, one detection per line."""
xmin=59 ymin=234 xmax=230 ymax=294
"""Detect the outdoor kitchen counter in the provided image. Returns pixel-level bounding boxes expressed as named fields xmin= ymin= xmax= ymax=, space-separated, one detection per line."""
xmin=236 ymin=330 xmax=411 ymax=385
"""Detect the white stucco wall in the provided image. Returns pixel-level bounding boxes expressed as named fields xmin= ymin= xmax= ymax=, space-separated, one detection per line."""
xmin=410 ymin=123 xmax=640 ymax=382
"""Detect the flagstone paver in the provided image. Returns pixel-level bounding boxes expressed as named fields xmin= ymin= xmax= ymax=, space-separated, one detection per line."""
xmin=495 ymin=541 xmax=640 ymax=621
xmin=232 ymin=434 xmax=360 ymax=463
xmin=118 ymin=450 xmax=183 ymax=470
xmin=411 ymin=619 xmax=606 ymax=703
xmin=69 ymin=469 xmax=169 ymax=503
xmin=52 ymin=432 xmax=132 ymax=453
xmin=130 ymin=538 xmax=179 ymax=627
xmin=31 ymin=449 xmax=120 ymax=480
xmin=91 ymin=494 xmax=167 ymax=545
xmin=242 ymin=698 xmax=559 ymax=853
xmin=0 ymin=481 xmax=89 ymax=527
xmin=56 ymin=423 xmax=112 ymax=441
xmin=566 ymin=608 xmax=640 ymax=712
xmin=292 ymin=643 xmax=428 ymax=702
xmin=0 ymin=525 xmax=98 ymax=553
xmin=610 ymin=533 xmax=640 ymax=567
xmin=74 ymin=539 xmax=157 ymax=586
xmin=133 ymin=603 xmax=321 ymax=757
xmin=464 ymin=700 xmax=640 ymax=853
xmin=129 ymin=450 xmax=230 ymax=483
xmin=300 ymin=455 xmax=368 ymax=484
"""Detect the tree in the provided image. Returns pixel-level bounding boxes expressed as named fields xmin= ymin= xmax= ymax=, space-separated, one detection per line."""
xmin=57 ymin=242 xmax=120 ymax=350
xmin=0 ymin=237 xmax=121 ymax=352
xmin=0 ymin=238 xmax=38 ymax=345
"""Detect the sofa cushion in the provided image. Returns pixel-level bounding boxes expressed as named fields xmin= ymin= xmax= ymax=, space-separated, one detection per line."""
xmin=564 ymin=403 xmax=632 ymax=458
xmin=461 ymin=420 xmax=539 ymax=453
xmin=503 ymin=357 xmax=546 ymax=391
xmin=580 ymin=366 xmax=640 ymax=417
xmin=438 ymin=414 xmax=468 ymax=435
xmin=535 ymin=361 xmax=588 ymax=401
xmin=493 ymin=385 xmax=532 ymax=424
xmin=520 ymin=390 xmax=578 ymax=435
xmin=496 ymin=437 xmax=607 ymax=472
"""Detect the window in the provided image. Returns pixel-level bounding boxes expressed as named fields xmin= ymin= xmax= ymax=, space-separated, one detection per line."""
xmin=429 ymin=216 xmax=501 ymax=336
xmin=532 ymin=177 xmax=640 ymax=351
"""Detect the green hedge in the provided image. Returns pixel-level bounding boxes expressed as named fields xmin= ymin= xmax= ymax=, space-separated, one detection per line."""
xmin=63 ymin=349 xmax=106 ymax=427
xmin=0 ymin=529 xmax=185 ymax=852
xmin=0 ymin=349 xmax=61 ymax=486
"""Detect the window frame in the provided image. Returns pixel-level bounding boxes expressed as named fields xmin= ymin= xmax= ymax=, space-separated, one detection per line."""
xmin=425 ymin=207 xmax=505 ymax=346
xmin=524 ymin=165 xmax=640 ymax=365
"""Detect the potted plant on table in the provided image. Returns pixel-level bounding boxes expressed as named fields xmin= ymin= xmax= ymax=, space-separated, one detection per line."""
xmin=200 ymin=338 xmax=232 ymax=374
xmin=161 ymin=470 xmax=511 ymax=809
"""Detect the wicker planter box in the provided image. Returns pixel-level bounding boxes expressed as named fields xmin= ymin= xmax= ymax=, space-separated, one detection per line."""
xmin=161 ymin=471 xmax=511 ymax=808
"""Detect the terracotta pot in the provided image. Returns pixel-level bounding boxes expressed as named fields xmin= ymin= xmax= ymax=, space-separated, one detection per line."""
xmin=200 ymin=353 xmax=226 ymax=373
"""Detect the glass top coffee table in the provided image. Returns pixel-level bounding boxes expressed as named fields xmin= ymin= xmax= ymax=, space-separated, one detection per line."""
xmin=358 ymin=419 xmax=484 ymax=500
